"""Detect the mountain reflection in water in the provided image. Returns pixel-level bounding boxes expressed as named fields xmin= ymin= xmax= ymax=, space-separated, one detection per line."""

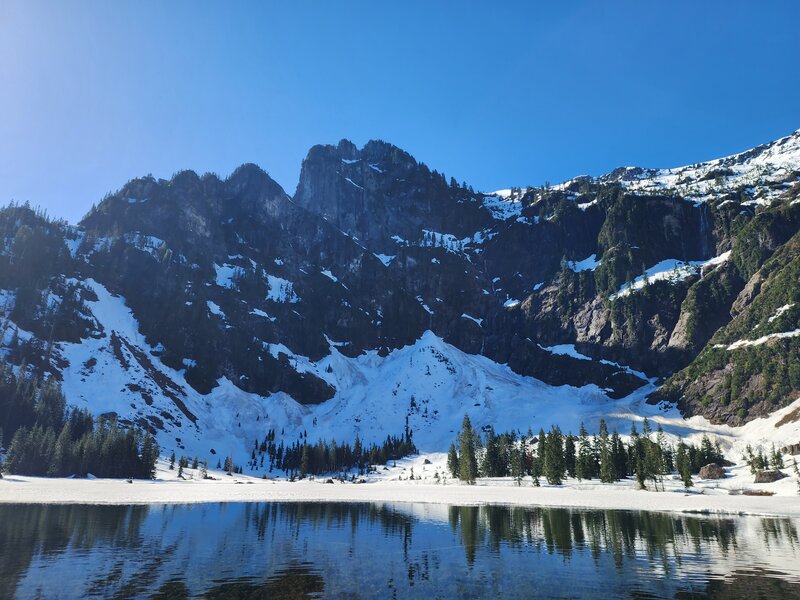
xmin=1 ymin=502 xmax=798 ymax=599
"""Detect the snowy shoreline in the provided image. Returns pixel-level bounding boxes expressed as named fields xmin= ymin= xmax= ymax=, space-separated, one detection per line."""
xmin=3 ymin=469 xmax=799 ymax=518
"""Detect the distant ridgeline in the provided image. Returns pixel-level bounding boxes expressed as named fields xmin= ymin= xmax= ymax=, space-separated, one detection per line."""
xmin=0 ymin=362 xmax=159 ymax=479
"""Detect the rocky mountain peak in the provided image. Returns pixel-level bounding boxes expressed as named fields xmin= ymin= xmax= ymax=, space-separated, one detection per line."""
xmin=2 ymin=127 xmax=800 ymax=470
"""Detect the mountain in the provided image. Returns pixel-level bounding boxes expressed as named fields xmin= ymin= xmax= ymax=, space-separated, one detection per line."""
xmin=1 ymin=129 xmax=799 ymax=463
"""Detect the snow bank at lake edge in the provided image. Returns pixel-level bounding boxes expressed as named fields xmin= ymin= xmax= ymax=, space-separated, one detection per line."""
xmin=3 ymin=457 xmax=798 ymax=519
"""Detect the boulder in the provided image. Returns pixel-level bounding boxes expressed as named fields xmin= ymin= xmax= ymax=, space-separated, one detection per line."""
xmin=699 ymin=463 xmax=726 ymax=479
xmin=781 ymin=442 xmax=800 ymax=456
xmin=754 ymin=470 xmax=787 ymax=484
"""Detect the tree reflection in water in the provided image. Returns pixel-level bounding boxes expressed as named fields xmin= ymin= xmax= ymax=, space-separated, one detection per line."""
xmin=1 ymin=502 xmax=798 ymax=599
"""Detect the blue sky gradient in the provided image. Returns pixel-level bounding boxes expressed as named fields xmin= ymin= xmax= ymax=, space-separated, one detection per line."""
xmin=1 ymin=1 xmax=798 ymax=222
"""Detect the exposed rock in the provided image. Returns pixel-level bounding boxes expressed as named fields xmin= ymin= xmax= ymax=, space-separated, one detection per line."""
xmin=699 ymin=463 xmax=726 ymax=479
xmin=731 ymin=273 xmax=764 ymax=317
xmin=781 ymin=442 xmax=800 ymax=455
xmin=754 ymin=470 xmax=787 ymax=484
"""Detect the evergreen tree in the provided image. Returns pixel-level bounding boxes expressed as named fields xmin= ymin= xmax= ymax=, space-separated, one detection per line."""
xmin=676 ymin=441 xmax=693 ymax=488
xmin=169 ymin=451 xmax=176 ymax=470
xmin=770 ymin=444 xmax=784 ymax=470
xmin=447 ymin=442 xmax=459 ymax=478
xmin=700 ymin=434 xmax=715 ymax=465
xmin=458 ymin=415 xmax=477 ymax=484
xmin=534 ymin=428 xmax=546 ymax=481
xmin=510 ymin=445 xmax=524 ymax=485
xmin=300 ymin=443 xmax=310 ymax=478
xmin=140 ymin=433 xmax=158 ymax=479
xmin=635 ymin=454 xmax=646 ymax=490
xmin=563 ymin=434 xmax=576 ymax=478
xmin=481 ymin=426 xmax=500 ymax=478
xmin=641 ymin=424 xmax=664 ymax=491
xmin=543 ymin=426 xmax=564 ymax=485
xmin=610 ymin=430 xmax=627 ymax=479
xmin=576 ymin=423 xmax=593 ymax=480
xmin=598 ymin=419 xmax=615 ymax=483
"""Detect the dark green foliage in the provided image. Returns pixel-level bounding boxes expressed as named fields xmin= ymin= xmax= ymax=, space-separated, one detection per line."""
xmin=563 ymin=434 xmax=576 ymax=478
xmin=660 ymin=215 xmax=800 ymax=423
xmin=0 ymin=363 xmax=157 ymax=478
xmin=676 ymin=441 xmax=693 ymax=488
xmin=5 ymin=418 xmax=158 ymax=479
xmin=457 ymin=415 xmax=478 ymax=484
xmin=543 ymin=426 xmax=564 ymax=485
xmin=247 ymin=427 xmax=416 ymax=478
xmin=730 ymin=203 xmax=800 ymax=281
xmin=447 ymin=442 xmax=459 ymax=478
xmin=445 ymin=417 xmax=728 ymax=493
xmin=770 ymin=444 xmax=784 ymax=470
xmin=575 ymin=423 xmax=594 ymax=480
xmin=598 ymin=419 xmax=616 ymax=483
xmin=510 ymin=445 xmax=525 ymax=484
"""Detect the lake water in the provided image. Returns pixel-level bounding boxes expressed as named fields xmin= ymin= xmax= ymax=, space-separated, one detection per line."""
xmin=1 ymin=502 xmax=799 ymax=599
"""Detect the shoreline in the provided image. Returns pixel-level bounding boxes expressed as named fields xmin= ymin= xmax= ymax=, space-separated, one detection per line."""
xmin=2 ymin=475 xmax=799 ymax=518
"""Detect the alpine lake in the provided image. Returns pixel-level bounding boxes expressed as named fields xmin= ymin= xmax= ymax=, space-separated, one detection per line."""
xmin=1 ymin=502 xmax=799 ymax=599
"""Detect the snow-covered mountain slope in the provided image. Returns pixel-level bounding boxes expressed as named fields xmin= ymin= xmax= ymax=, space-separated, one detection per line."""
xmin=45 ymin=274 xmax=800 ymax=472
xmin=599 ymin=128 xmax=800 ymax=206
xmin=50 ymin=276 xmax=617 ymax=461
xmin=2 ymin=128 xmax=800 ymax=460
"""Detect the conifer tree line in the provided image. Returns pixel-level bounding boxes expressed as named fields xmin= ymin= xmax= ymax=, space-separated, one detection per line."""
xmin=246 ymin=422 xmax=417 ymax=478
xmin=0 ymin=363 xmax=158 ymax=479
xmin=448 ymin=414 xmax=730 ymax=490
xmin=743 ymin=443 xmax=787 ymax=473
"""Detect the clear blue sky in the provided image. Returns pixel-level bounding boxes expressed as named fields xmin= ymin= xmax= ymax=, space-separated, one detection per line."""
xmin=1 ymin=1 xmax=798 ymax=223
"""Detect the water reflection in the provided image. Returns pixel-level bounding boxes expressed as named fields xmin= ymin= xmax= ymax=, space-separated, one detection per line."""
xmin=1 ymin=502 xmax=798 ymax=599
